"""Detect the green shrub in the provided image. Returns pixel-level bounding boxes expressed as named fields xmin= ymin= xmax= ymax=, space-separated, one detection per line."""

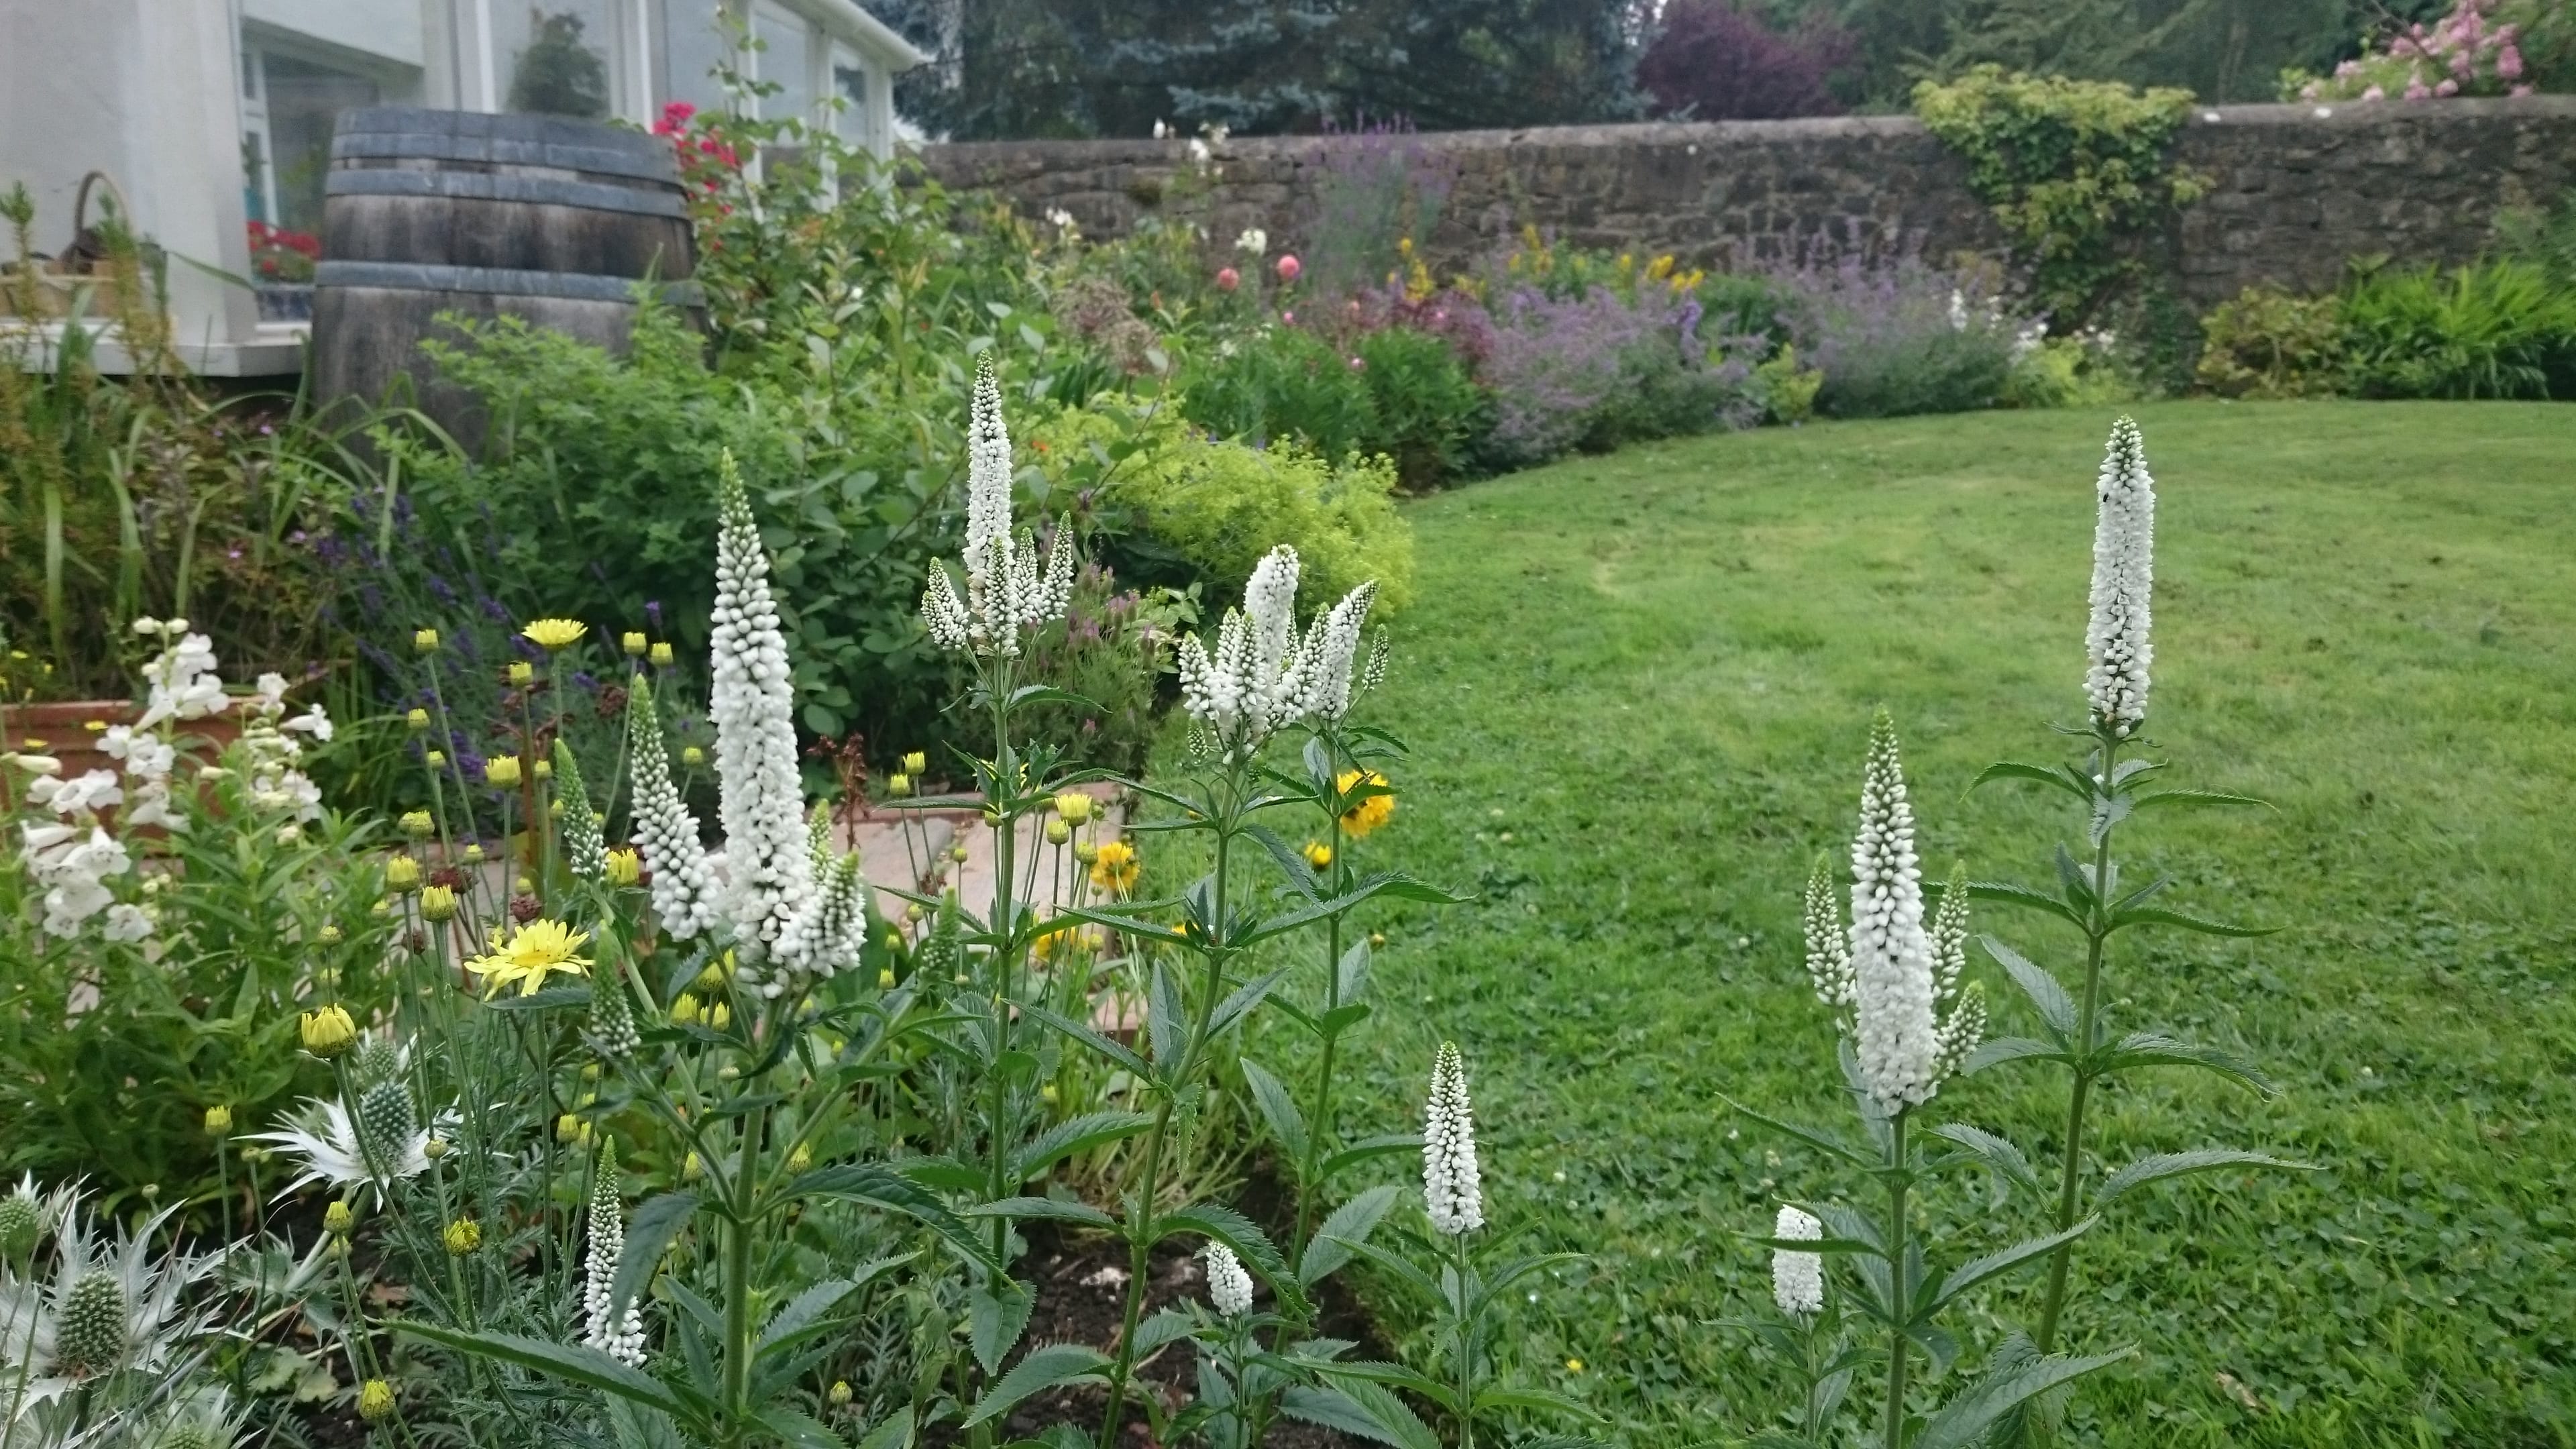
xmin=2195 ymin=286 xmax=2346 ymax=398
xmin=1352 ymin=327 xmax=1490 ymax=490
xmin=2340 ymin=260 xmax=2576 ymax=400
xmin=1178 ymin=326 xmax=1376 ymax=461
xmin=1038 ymin=400 xmax=1413 ymax=614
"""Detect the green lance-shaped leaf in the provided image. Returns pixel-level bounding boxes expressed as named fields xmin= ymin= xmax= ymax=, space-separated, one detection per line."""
xmin=395 ymin=1323 xmax=695 ymax=1424
xmin=1238 ymin=1057 xmax=1309 ymax=1163
xmin=1929 ymin=1121 xmax=2043 ymax=1202
xmin=1923 ymin=1217 xmax=2100 ymax=1316
xmin=2108 ymin=904 xmax=2279 ymax=938
xmin=960 ymin=1343 xmax=1114 ymax=1428
xmin=2095 ymin=1148 xmax=2314 ymax=1205
xmin=790 ymin=1164 xmax=1006 ymax=1275
xmin=1297 ymin=1183 xmax=1401 ymax=1287
xmin=2095 ymin=1031 xmax=2279 ymax=1095
xmin=610 ymin=1191 xmax=699 ymax=1324
xmin=1158 ymin=1202 xmax=1308 ymax=1316
xmin=1909 ymin=1347 xmax=2137 ymax=1449
xmin=1008 ymin=1110 xmax=1155 ymax=1182
xmin=1981 ymin=936 xmax=2078 ymax=1038
xmin=1967 ymin=878 xmax=2085 ymax=929
xmin=1968 ymin=759 xmax=2095 ymax=804
xmin=1298 ymin=1377 xmax=1444 ymax=1449
xmin=968 ymin=1275 xmax=1035 ymax=1376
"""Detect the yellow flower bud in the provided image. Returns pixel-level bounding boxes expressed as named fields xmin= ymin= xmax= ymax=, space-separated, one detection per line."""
xmin=877 ymin=967 xmax=896 ymax=989
xmin=359 ymin=1379 xmax=397 ymax=1421
xmin=694 ymin=961 xmax=729 ymax=992
xmin=515 ymin=876 xmax=535 ymax=896
xmin=400 ymin=809 xmax=434 ymax=837
xmin=299 ymin=1005 xmax=357 ymax=1058
xmin=484 ymin=755 xmax=521 ymax=788
xmin=204 ymin=1104 xmax=233 ymax=1134
xmin=786 ymin=1143 xmax=812 ymax=1173
xmin=533 ymin=758 xmax=553 ymax=781
xmin=904 ymin=903 xmax=922 ymax=922
xmin=902 ymin=751 xmax=926 ymax=775
xmin=423 ymin=1136 xmax=449 ymax=1160
xmin=681 ymin=745 xmax=704 ymax=767
xmin=407 ymin=707 xmax=431 ymax=731
xmin=419 ymin=884 xmax=458 ymax=922
xmin=548 ymin=798 xmax=564 ymax=819
xmin=1054 ymin=792 xmax=1094 ymax=824
xmin=604 ymin=847 xmax=641 ymax=886
xmin=649 ymin=641 xmax=676 ymax=667
xmin=463 ymin=843 xmax=484 ymax=863
xmin=414 ymin=628 xmax=440 ymax=654
xmin=623 ymin=631 xmax=648 ymax=656
xmin=557 ymin=1113 xmax=582 ymax=1143
xmin=1073 ymin=842 xmax=1099 ymax=865
xmin=710 ymin=1002 xmax=731 ymax=1030
xmin=443 ymin=1218 xmax=482 ymax=1255
xmin=1044 ymin=818 xmax=1070 ymax=845
xmin=886 ymin=772 xmax=910 ymax=796
xmin=425 ymin=750 xmax=447 ymax=768
xmin=386 ymin=856 xmax=422 ymax=892
xmin=949 ymin=844 xmax=969 ymax=863
xmin=682 ymin=1151 xmax=704 ymax=1181
xmin=1040 ymin=1082 xmax=1058 ymax=1104
xmin=1301 ymin=841 xmax=1332 ymax=870
xmin=324 ymin=1200 xmax=356 ymax=1236
xmin=671 ymin=994 xmax=700 ymax=1024
xmin=828 ymin=1380 xmax=853 ymax=1407
xmin=507 ymin=661 xmax=535 ymax=686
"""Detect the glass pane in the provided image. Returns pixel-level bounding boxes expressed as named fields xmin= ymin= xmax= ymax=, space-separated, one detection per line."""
xmin=753 ymin=5 xmax=813 ymax=127
xmin=263 ymin=52 xmax=380 ymax=242
xmin=663 ymin=1 xmax=736 ymax=117
xmin=832 ymin=52 xmax=868 ymax=145
xmin=505 ymin=2 xmax=616 ymax=119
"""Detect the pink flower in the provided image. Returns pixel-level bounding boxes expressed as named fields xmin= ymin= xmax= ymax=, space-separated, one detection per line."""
xmin=2498 ymin=44 xmax=2524 ymax=78
xmin=1275 ymin=254 xmax=1301 ymax=283
xmin=2334 ymin=58 xmax=2361 ymax=77
xmin=2434 ymin=77 xmax=2459 ymax=96
xmin=1346 ymin=356 xmax=1365 ymax=372
xmin=2300 ymin=81 xmax=2321 ymax=101
xmin=1281 ymin=309 xmax=1295 ymax=324
xmin=1215 ymin=266 xmax=1240 ymax=291
xmin=2363 ymin=84 xmax=2386 ymax=100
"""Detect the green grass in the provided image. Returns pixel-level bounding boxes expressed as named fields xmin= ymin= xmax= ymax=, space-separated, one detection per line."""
xmin=1303 ymin=401 xmax=2576 ymax=1446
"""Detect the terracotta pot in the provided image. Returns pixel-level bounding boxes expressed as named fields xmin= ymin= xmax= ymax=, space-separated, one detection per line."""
xmin=4 ymin=699 xmax=244 ymax=782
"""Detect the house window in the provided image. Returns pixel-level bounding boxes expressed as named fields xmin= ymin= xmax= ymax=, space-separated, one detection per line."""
xmin=256 ymin=50 xmax=381 ymax=239
xmin=499 ymin=2 xmax=621 ymax=119
xmin=831 ymin=43 xmax=874 ymax=150
xmin=751 ymin=3 xmax=817 ymax=127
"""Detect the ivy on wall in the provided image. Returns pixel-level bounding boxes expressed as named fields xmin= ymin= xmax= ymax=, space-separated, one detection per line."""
xmin=1914 ymin=64 xmax=2206 ymax=323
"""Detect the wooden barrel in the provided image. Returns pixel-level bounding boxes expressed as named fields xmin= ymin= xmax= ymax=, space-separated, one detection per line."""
xmin=312 ymin=107 xmax=700 ymax=451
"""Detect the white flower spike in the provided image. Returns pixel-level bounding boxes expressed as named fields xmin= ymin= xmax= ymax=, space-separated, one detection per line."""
xmin=920 ymin=356 xmax=1075 ymax=659
xmin=625 ymin=676 xmax=719 ymax=940
xmin=1421 ymin=1041 xmax=1485 ymax=1236
xmin=582 ymin=1151 xmax=647 ymax=1365
xmin=1203 ymin=1242 xmax=1254 ymax=1318
xmin=1296 ymin=580 xmax=1381 ymax=724
xmin=1772 ymin=1205 xmax=1825 ymax=1316
xmin=710 ymin=451 xmax=816 ymax=988
xmin=1803 ymin=857 xmax=1854 ymax=1021
xmin=2085 ymin=415 xmax=2155 ymax=737
xmin=1176 ymin=545 xmax=1316 ymax=758
xmin=1848 ymin=712 xmax=1941 ymax=1114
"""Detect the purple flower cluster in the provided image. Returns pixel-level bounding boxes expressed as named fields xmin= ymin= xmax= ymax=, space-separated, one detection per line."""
xmin=1480 ymin=284 xmax=1759 ymax=465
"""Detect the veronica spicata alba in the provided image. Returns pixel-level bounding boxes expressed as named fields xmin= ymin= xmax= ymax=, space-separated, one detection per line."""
xmin=1295 ymin=580 xmax=1381 ymax=723
xmin=1177 ymin=545 xmax=1313 ymax=758
xmin=2084 ymin=415 xmax=2155 ymax=737
xmin=1803 ymin=859 xmax=1855 ymax=1024
xmin=1849 ymin=713 xmax=1942 ymax=1113
xmin=625 ymin=676 xmax=718 ymax=940
xmin=582 ymin=1155 xmax=646 ymax=1365
xmin=1771 ymin=1204 xmax=1825 ymax=1317
xmin=1203 ymin=1242 xmax=1254 ymax=1318
xmin=919 ymin=356 xmax=1074 ymax=658
xmin=709 ymin=452 xmax=816 ymax=986
xmin=1422 ymin=1041 xmax=1485 ymax=1236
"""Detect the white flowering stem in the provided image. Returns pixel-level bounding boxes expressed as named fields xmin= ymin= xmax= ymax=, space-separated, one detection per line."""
xmin=1289 ymin=724 xmax=1357 ymax=1271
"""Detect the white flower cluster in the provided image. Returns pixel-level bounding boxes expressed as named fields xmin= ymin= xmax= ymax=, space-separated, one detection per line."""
xmin=624 ymin=677 xmax=718 ymax=940
xmin=2084 ymin=416 xmax=2156 ymax=736
xmin=1809 ymin=769 xmax=1983 ymax=1102
xmin=1175 ymin=547 xmax=1382 ymax=759
xmin=581 ymin=1157 xmax=646 ymax=1365
xmin=1847 ymin=713 xmax=1943 ymax=1115
xmin=775 ymin=850 xmax=870 ymax=981
xmin=1802 ymin=858 xmax=1854 ymax=1026
xmin=1770 ymin=1204 xmax=1825 ymax=1317
xmin=708 ymin=451 xmax=816 ymax=988
xmin=1235 ymin=227 xmax=1267 ymax=256
xmin=919 ymin=358 xmax=1073 ymax=660
xmin=131 ymin=619 xmax=225 ymax=732
xmin=1421 ymin=1041 xmax=1485 ymax=1237
xmin=1202 ymin=1242 xmax=1254 ymax=1318
xmin=1927 ymin=867 xmax=1986 ymax=1078
xmin=239 ymin=671 xmax=329 ymax=821
xmin=16 ymin=788 xmax=134 ymax=939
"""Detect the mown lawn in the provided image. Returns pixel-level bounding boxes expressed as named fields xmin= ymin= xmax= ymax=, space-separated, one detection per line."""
xmin=1297 ymin=401 xmax=2576 ymax=1447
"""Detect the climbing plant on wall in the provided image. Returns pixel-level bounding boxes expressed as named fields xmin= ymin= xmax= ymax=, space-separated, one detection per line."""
xmin=1913 ymin=64 xmax=2206 ymax=323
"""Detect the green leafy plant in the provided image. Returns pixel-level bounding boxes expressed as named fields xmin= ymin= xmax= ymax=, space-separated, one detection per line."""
xmin=2337 ymin=258 xmax=2576 ymax=400
xmin=1913 ymin=66 xmax=2205 ymax=324
xmin=2193 ymin=285 xmax=2346 ymax=398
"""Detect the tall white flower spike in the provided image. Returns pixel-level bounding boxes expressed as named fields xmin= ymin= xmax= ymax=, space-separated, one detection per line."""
xmin=1849 ymin=712 xmax=1942 ymax=1114
xmin=582 ymin=1151 xmax=647 ymax=1365
xmin=1296 ymin=581 xmax=1381 ymax=724
xmin=1771 ymin=1204 xmax=1825 ymax=1317
xmin=1421 ymin=1041 xmax=1485 ymax=1236
xmin=1177 ymin=545 xmax=1318 ymax=759
xmin=2084 ymin=415 xmax=2156 ymax=737
xmin=625 ymin=676 xmax=718 ymax=940
xmin=1803 ymin=857 xmax=1854 ymax=1024
xmin=920 ymin=356 xmax=1075 ymax=659
xmin=1202 ymin=1242 xmax=1254 ymax=1318
xmin=710 ymin=451 xmax=816 ymax=988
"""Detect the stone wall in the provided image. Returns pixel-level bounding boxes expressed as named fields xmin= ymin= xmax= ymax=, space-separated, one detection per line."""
xmin=920 ymin=96 xmax=2576 ymax=309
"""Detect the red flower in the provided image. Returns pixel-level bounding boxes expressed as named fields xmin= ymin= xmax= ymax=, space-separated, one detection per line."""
xmin=1275 ymin=254 xmax=1302 ymax=282
xmin=1216 ymin=266 xmax=1240 ymax=291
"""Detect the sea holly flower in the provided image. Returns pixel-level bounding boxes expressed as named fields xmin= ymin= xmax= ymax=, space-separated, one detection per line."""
xmin=1771 ymin=1205 xmax=1825 ymax=1317
xmin=246 ymin=1093 xmax=448 ymax=1207
xmin=1848 ymin=712 xmax=1941 ymax=1114
xmin=1421 ymin=1041 xmax=1485 ymax=1236
xmin=2084 ymin=415 xmax=2155 ymax=737
xmin=710 ymin=451 xmax=817 ymax=985
xmin=0 ymin=1194 xmax=221 ymax=1402
xmin=918 ymin=356 xmax=1075 ymax=659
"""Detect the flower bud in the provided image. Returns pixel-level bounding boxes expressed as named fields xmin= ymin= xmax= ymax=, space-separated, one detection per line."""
xmin=419 ymin=885 xmax=458 ymax=922
xmin=680 ymin=745 xmax=704 ymax=767
xmin=671 ymin=994 xmax=700 ymax=1025
xmin=557 ymin=1113 xmax=582 ymax=1143
xmin=877 ymin=967 xmax=896 ymax=989
xmin=414 ymin=629 xmax=440 ymax=654
xmin=1074 ymin=843 xmax=1099 ymax=865
xmin=425 ymin=750 xmax=447 ymax=768
xmin=407 ymin=707 xmax=430 ymax=731
xmin=1044 ymin=818 xmax=1070 ymax=845
xmin=399 ymin=809 xmax=433 ymax=837
xmin=903 ymin=903 xmax=922 ymax=922
xmin=902 ymin=751 xmax=926 ymax=775
xmin=604 ymin=847 xmax=641 ymax=886
xmin=323 ymin=1200 xmax=356 ymax=1236
xmin=386 ymin=856 xmax=421 ymax=892
xmin=682 ymin=1152 xmax=704 ymax=1181
xmin=548 ymin=798 xmax=564 ymax=819
xmin=204 ymin=1104 xmax=233 ymax=1134
xmin=1302 ymin=841 xmax=1332 ymax=869
xmin=359 ymin=1379 xmax=397 ymax=1422
xmin=443 ymin=1218 xmax=481 ymax=1255
xmin=786 ymin=1143 xmax=812 ymax=1173
xmin=710 ymin=1002 xmax=731 ymax=1030
xmin=484 ymin=755 xmax=521 ymax=788
xmin=423 ymin=1137 xmax=450 ymax=1160
xmin=1054 ymin=792 xmax=1093 ymax=824
xmin=886 ymin=772 xmax=910 ymax=796
xmin=532 ymin=757 xmax=553 ymax=781
xmin=649 ymin=641 xmax=676 ymax=667
xmin=828 ymin=1380 xmax=852 ymax=1407
xmin=507 ymin=661 xmax=535 ymax=686
xmin=949 ymin=844 xmax=969 ymax=863
xmin=623 ymin=631 xmax=648 ymax=656
xmin=300 ymin=1005 xmax=358 ymax=1058
xmin=462 ymin=843 xmax=484 ymax=863
xmin=0 ymin=1199 xmax=37 ymax=1258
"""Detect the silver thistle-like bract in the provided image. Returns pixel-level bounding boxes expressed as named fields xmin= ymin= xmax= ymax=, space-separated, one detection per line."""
xmin=1176 ymin=545 xmax=1313 ymax=758
xmin=1849 ymin=712 xmax=1942 ymax=1114
xmin=920 ymin=357 xmax=1075 ymax=658
xmin=1295 ymin=580 xmax=1381 ymax=723
xmin=1202 ymin=1242 xmax=1254 ymax=1318
xmin=0 ymin=1193 xmax=224 ymax=1413
xmin=581 ymin=1151 xmax=646 ymax=1366
xmin=1421 ymin=1041 xmax=1485 ymax=1236
xmin=1771 ymin=1204 xmax=1825 ymax=1317
xmin=625 ymin=676 xmax=718 ymax=940
xmin=709 ymin=451 xmax=816 ymax=987
xmin=1803 ymin=857 xmax=1854 ymax=1022
xmin=2084 ymin=415 xmax=2155 ymax=737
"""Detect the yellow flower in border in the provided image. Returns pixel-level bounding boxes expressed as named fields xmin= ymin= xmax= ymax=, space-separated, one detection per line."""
xmin=604 ymin=847 xmax=641 ymax=886
xmin=621 ymin=631 xmax=648 ymax=656
xmin=484 ymin=755 xmax=523 ymax=789
xmin=1089 ymin=839 xmax=1139 ymax=895
xmin=649 ymin=641 xmax=676 ymax=667
xmin=522 ymin=618 xmax=588 ymax=651
xmin=300 ymin=1004 xmax=358 ymax=1058
xmin=443 ymin=1218 xmax=482 ymax=1255
xmin=358 ymin=1379 xmax=397 ymax=1421
xmin=466 ymin=919 xmax=594 ymax=998
xmin=507 ymin=661 xmax=535 ymax=686
xmin=1336 ymin=770 xmax=1395 ymax=839
xmin=419 ymin=884 xmax=458 ymax=922
xmin=1302 ymin=841 xmax=1333 ymax=870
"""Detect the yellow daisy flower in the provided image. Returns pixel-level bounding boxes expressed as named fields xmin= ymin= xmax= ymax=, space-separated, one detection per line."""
xmin=466 ymin=919 xmax=594 ymax=998
xmin=521 ymin=619 xmax=588 ymax=651
xmin=1089 ymin=839 xmax=1139 ymax=895
xmin=1336 ymin=770 xmax=1395 ymax=839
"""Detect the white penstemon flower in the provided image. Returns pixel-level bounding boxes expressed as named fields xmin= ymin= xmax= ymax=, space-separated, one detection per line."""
xmin=1421 ymin=1041 xmax=1484 ymax=1236
xmin=1848 ymin=712 xmax=1943 ymax=1114
xmin=2084 ymin=415 xmax=2155 ymax=738
xmin=1771 ymin=1205 xmax=1825 ymax=1317
xmin=582 ymin=1155 xmax=647 ymax=1366
xmin=709 ymin=451 xmax=818 ymax=988
xmin=918 ymin=357 xmax=1075 ymax=661
xmin=1202 ymin=1242 xmax=1254 ymax=1318
xmin=625 ymin=676 xmax=718 ymax=941
xmin=1175 ymin=545 xmax=1315 ymax=760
